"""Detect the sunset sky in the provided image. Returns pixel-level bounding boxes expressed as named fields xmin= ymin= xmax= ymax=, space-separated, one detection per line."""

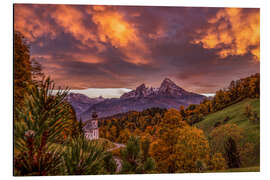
xmin=14 ymin=4 xmax=260 ymax=94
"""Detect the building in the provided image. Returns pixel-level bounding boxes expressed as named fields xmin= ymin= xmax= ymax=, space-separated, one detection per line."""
xmin=83 ymin=112 xmax=99 ymax=140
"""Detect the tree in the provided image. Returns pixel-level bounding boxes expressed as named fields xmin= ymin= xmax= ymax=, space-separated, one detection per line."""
xmin=76 ymin=118 xmax=84 ymax=137
xmin=208 ymin=153 xmax=227 ymax=170
xmin=14 ymin=78 xmax=74 ymax=175
xmin=150 ymin=109 xmax=210 ymax=173
xmin=14 ymin=31 xmax=32 ymax=109
xmin=120 ymin=136 xmax=155 ymax=174
xmin=150 ymin=109 xmax=187 ymax=173
xmin=103 ymin=151 xmax=117 ymax=174
xmin=62 ymin=136 xmax=110 ymax=175
xmin=31 ymin=58 xmax=44 ymax=85
xmin=224 ymin=137 xmax=241 ymax=168
xmin=239 ymin=142 xmax=256 ymax=167
xmin=209 ymin=124 xmax=243 ymax=154
xmin=174 ymin=127 xmax=210 ymax=172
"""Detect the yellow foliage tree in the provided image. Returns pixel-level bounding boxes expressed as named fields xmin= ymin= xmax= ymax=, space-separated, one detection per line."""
xmin=208 ymin=153 xmax=227 ymax=171
xmin=150 ymin=109 xmax=211 ymax=173
xmin=117 ymin=128 xmax=131 ymax=143
xmin=174 ymin=127 xmax=210 ymax=172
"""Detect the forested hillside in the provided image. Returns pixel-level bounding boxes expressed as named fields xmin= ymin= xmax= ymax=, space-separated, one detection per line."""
xmin=196 ymin=98 xmax=260 ymax=168
xmin=99 ymin=74 xmax=260 ymax=172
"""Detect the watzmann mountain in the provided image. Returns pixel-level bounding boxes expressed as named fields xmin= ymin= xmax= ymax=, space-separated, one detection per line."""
xmin=67 ymin=78 xmax=205 ymax=122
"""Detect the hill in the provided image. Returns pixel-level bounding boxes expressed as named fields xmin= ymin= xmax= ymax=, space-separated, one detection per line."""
xmin=195 ymin=98 xmax=260 ymax=168
xmin=196 ymin=98 xmax=259 ymax=136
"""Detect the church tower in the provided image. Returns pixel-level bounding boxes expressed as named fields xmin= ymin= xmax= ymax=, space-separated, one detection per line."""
xmin=83 ymin=111 xmax=99 ymax=140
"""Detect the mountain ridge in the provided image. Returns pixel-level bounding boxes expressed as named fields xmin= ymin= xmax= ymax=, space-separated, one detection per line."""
xmin=66 ymin=78 xmax=206 ymax=122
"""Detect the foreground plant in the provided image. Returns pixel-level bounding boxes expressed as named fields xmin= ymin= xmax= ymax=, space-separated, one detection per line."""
xmin=14 ymin=78 xmax=73 ymax=176
xmin=120 ymin=136 xmax=155 ymax=174
xmin=62 ymin=135 xmax=116 ymax=175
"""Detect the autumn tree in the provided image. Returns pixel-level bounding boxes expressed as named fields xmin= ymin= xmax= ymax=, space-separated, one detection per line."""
xmin=14 ymin=31 xmax=32 ymax=109
xmin=209 ymin=123 xmax=243 ymax=154
xmin=174 ymin=127 xmax=210 ymax=172
xmin=239 ymin=142 xmax=256 ymax=167
xmin=31 ymin=58 xmax=44 ymax=85
xmin=208 ymin=153 xmax=227 ymax=171
xmin=150 ymin=109 xmax=210 ymax=173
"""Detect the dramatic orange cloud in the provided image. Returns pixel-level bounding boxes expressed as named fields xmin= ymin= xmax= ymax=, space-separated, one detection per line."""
xmin=51 ymin=5 xmax=106 ymax=52
xmin=192 ymin=8 xmax=260 ymax=61
xmin=14 ymin=5 xmax=57 ymax=41
xmin=91 ymin=6 xmax=150 ymax=64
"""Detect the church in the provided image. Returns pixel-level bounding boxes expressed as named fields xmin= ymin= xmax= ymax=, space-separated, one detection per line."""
xmin=83 ymin=112 xmax=99 ymax=140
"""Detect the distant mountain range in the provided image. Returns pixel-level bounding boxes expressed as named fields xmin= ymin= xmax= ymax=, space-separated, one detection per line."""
xmin=66 ymin=78 xmax=206 ymax=122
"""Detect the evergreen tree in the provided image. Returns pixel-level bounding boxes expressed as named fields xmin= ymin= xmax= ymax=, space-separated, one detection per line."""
xmin=103 ymin=152 xmax=117 ymax=174
xmin=120 ymin=136 xmax=155 ymax=174
xmin=78 ymin=118 xmax=84 ymax=136
xmin=14 ymin=78 xmax=73 ymax=175
xmin=62 ymin=136 xmax=108 ymax=175
xmin=141 ymin=138 xmax=150 ymax=161
xmin=224 ymin=137 xmax=241 ymax=168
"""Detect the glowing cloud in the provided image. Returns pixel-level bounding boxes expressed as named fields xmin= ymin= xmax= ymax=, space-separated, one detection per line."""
xmin=91 ymin=7 xmax=150 ymax=64
xmin=192 ymin=8 xmax=260 ymax=61
xmin=51 ymin=5 xmax=106 ymax=52
xmin=14 ymin=5 xmax=57 ymax=41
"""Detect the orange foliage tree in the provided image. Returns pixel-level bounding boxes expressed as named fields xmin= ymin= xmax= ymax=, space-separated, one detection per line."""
xmin=150 ymin=109 xmax=211 ymax=173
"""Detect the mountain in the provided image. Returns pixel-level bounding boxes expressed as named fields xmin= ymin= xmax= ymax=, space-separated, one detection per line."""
xmin=120 ymin=78 xmax=201 ymax=99
xmin=66 ymin=92 xmax=105 ymax=120
xmin=67 ymin=78 xmax=205 ymax=122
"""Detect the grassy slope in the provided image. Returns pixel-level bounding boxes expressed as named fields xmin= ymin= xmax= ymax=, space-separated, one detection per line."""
xmin=195 ymin=98 xmax=260 ymax=171
xmin=196 ymin=98 xmax=260 ymax=144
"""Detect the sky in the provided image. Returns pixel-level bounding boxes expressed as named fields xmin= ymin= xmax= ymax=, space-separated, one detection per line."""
xmin=14 ymin=4 xmax=260 ymax=94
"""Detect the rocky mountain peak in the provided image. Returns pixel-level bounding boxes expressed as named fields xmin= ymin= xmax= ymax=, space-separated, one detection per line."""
xmin=120 ymin=78 xmax=190 ymax=99
xmin=160 ymin=78 xmax=177 ymax=88
xmin=136 ymin=83 xmax=146 ymax=91
xmin=158 ymin=78 xmax=186 ymax=96
xmin=67 ymin=79 xmax=205 ymax=121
